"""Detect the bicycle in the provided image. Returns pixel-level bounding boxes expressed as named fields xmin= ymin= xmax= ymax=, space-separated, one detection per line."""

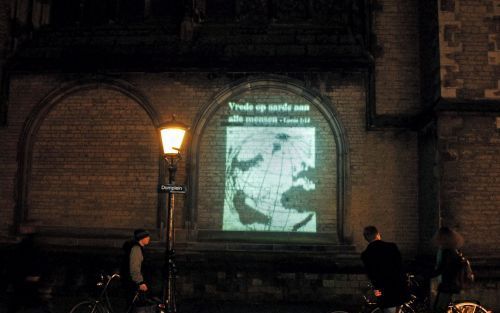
xmin=329 ymin=294 xmax=416 ymax=313
xmin=69 ymin=273 xmax=163 ymax=313
xmin=329 ymin=280 xmax=418 ymax=313
xmin=406 ymin=273 xmax=491 ymax=313
xmin=425 ymin=276 xmax=490 ymax=313
xmin=69 ymin=273 xmax=123 ymax=313
xmin=330 ymin=274 xmax=491 ymax=313
xmin=332 ymin=300 xmax=490 ymax=313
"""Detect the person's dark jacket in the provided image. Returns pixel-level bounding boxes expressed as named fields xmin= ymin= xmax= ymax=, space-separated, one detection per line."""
xmin=431 ymin=248 xmax=462 ymax=293
xmin=361 ymin=240 xmax=410 ymax=308
xmin=7 ymin=235 xmax=49 ymax=311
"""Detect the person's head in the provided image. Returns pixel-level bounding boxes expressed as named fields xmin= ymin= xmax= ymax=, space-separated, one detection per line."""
xmin=134 ymin=229 xmax=151 ymax=246
xmin=431 ymin=226 xmax=463 ymax=249
xmin=363 ymin=225 xmax=381 ymax=243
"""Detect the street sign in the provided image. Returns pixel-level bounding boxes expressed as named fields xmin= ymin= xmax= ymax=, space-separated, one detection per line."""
xmin=159 ymin=184 xmax=187 ymax=193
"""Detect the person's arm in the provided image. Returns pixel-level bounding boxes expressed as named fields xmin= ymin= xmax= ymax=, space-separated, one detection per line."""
xmin=429 ymin=248 xmax=445 ymax=278
xmin=361 ymin=252 xmax=381 ymax=289
xmin=129 ymin=245 xmax=146 ymax=290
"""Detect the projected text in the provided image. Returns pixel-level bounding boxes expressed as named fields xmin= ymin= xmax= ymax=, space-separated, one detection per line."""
xmin=223 ymin=101 xmax=317 ymax=232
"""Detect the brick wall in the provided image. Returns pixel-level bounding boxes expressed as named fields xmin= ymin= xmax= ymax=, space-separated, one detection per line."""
xmin=439 ymin=0 xmax=500 ymax=99
xmin=373 ymin=0 xmax=421 ymax=115
xmin=29 ymin=88 xmax=159 ymax=229
xmin=432 ymin=1 xmax=500 ymax=308
xmin=0 ymin=74 xmax=62 ymax=239
xmin=0 ymin=246 xmax=370 ymax=308
xmin=419 ymin=0 xmax=441 ymax=106
xmin=0 ymin=0 xmax=10 ymax=125
xmin=0 ymin=0 xmax=8 ymax=50
xmin=0 ymin=71 xmax=421 ymax=256
xmin=176 ymin=270 xmax=368 ymax=304
xmin=418 ymin=125 xmax=441 ymax=254
xmin=438 ymin=113 xmax=500 ymax=255
xmin=316 ymin=74 xmax=419 ymax=254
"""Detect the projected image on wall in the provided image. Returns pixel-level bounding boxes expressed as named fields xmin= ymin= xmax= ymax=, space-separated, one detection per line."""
xmin=223 ymin=126 xmax=317 ymax=232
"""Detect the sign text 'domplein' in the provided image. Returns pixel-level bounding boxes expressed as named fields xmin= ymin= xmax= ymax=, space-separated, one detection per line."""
xmin=158 ymin=184 xmax=187 ymax=193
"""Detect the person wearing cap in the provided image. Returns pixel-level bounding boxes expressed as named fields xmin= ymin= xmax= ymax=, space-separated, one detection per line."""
xmin=430 ymin=226 xmax=464 ymax=313
xmin=361 ymin=225 xmax=410 ymax=313
xmin=130 ymin=229 xmax=151 ymax=291
xmin=122 ymin=229 xmax=151 ymax=310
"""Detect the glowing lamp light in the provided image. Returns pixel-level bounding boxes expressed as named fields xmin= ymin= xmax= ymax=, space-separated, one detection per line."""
xmin=159 ymin=119 xmax=187 ymax=156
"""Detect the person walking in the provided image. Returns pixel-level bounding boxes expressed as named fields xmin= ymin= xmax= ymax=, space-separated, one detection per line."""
xmin=361 ymin=226 xmax=410 ymax=313
xmin=121 ymin=229 xmax=151 ymax=312
xmin=430 ymin=226 xmax=465 ymax=313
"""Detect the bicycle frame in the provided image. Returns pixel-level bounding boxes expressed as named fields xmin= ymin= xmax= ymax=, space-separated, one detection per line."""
xmin=95 ymin=273 xmax=120 ymax=313
xmin=69 ymin=273 xmax=121 ymax=313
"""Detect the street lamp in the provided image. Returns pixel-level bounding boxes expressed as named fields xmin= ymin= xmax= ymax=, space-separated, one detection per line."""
xmin=158 ymin=116 xmax=187 ymax=313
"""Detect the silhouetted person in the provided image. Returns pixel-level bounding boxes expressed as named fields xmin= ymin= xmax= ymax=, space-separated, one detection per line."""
xmin=6 ymin=225 xmax=50 ymax=313
xmin=430 ymin=226 xmax=464 ymax=313
xmin=361 ymin=226 xmax=410 ymax=313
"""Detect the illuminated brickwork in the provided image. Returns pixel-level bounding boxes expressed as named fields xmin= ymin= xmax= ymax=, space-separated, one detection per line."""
xmin=29 ymin=88 xmax=159 ymax=229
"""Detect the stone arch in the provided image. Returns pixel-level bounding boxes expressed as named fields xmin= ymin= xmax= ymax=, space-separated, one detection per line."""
xmin=188 ymin=75 xmax=349 ymax=243
xmin=16 ymin=77 xmax=162 ymax=234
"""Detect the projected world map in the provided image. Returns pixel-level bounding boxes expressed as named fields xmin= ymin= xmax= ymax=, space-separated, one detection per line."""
xmin=223 ymin=127 xmax=317 ymax=232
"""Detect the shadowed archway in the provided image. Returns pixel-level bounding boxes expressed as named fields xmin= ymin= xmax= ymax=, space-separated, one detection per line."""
xmin=15 ymin=77 xmax=163 ymax=237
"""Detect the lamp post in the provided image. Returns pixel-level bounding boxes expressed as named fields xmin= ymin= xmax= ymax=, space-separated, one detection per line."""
xmin=159 ymin=117 xmax=187 ymax=313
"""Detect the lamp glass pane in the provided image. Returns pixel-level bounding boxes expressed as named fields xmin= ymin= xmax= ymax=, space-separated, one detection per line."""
xmin=160 ymin=128 xmax=186 ymax=154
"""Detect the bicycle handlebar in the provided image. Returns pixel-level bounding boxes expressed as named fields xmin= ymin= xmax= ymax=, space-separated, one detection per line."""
xmin=108 ymin=273 xmax=120 ymax=280
xmin=96 ymin=273 xmax=121 ymax=287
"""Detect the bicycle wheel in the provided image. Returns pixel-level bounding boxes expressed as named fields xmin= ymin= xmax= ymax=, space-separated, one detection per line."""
xmin=368 ymin=305 xmax=417 ymax=313
xmin=449 ymin=302 xmax=488 ymax=313
xmin=69 ymin=301 xmax=109 ymax=313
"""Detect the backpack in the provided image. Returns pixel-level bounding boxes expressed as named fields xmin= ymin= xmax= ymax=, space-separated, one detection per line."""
xmin=456 ymin=251 xmax=475 ymax=289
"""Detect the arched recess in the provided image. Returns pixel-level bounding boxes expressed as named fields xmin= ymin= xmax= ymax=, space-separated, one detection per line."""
xmin=188 ymin=75 xmax=349 ymax=244
xmin=16 ymin=77 xmax=163 ymax=236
